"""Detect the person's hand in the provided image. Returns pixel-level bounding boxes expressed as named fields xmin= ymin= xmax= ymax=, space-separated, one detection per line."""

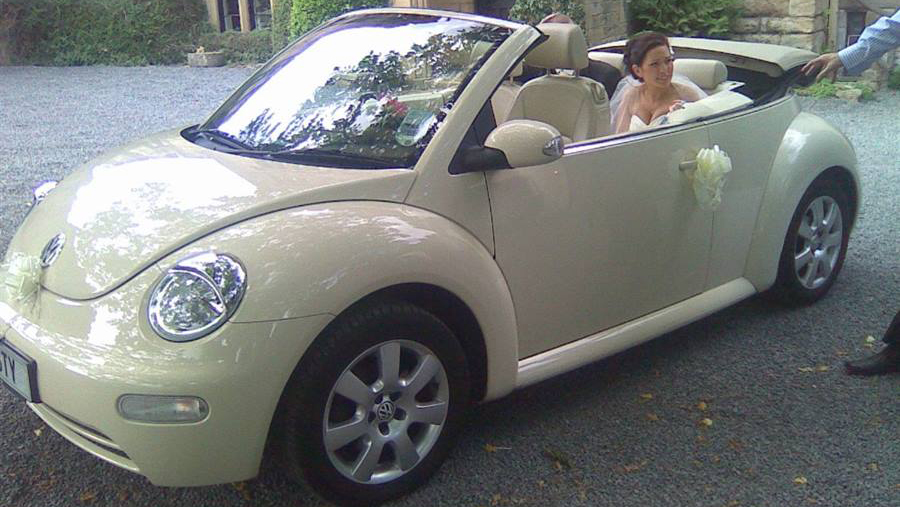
xmin=667 ymin=100 xmax=685 ymax=113
xmin=802 ymin=53 xmax=844 ymax=82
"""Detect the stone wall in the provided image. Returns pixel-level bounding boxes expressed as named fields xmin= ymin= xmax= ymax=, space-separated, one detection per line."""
xmin=585 ymin=0 xmax=627 ymax=44
xmin=731 ymin=0 xmax=829 ymax=51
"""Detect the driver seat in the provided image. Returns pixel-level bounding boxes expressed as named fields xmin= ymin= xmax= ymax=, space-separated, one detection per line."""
xmin=506 ymin=23 xmax=610 ymax=143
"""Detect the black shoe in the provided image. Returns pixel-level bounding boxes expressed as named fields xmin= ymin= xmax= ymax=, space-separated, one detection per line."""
xmin=844 ymin=344 xmax=900 ymax=376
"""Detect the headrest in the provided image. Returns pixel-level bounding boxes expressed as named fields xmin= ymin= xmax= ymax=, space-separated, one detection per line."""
xmin=509 ymin=60 xmax=523 ymax=78
xmin=526 ymin=23 xmax=588 ymax=71
xmin=588 ymin=52 xmax=624 ymax=73
xmin=673 ymin=59 xmax=728 ymax=90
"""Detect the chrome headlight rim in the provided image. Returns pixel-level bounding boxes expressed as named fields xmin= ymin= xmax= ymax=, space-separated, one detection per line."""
xmin=147 ymin=252 xmax=247 ymax=343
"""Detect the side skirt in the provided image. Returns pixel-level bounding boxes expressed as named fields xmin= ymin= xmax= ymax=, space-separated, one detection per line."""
xmin=515 ymin=278 xmax=756 ymax=389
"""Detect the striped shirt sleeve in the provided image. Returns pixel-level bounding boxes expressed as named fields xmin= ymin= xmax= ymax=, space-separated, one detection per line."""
xmin=837 ymin=10 xmax=900 ymax=75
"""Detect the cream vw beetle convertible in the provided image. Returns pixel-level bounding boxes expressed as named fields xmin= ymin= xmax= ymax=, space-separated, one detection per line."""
xmin=0 ymin=8 xmax=858 ymax=506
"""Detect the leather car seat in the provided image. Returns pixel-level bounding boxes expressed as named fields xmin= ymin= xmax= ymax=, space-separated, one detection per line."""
xmin=507 ymin=24 xmax=610 ymax=143
xmin=589 ymin=52 xmax=731 ymax=95
xmin=491 ymin=61 xmax=523 ymax=123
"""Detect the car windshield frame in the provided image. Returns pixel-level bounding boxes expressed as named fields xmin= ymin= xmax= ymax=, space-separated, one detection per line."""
xmin=190 ymin=11 xmax=515 ymax=169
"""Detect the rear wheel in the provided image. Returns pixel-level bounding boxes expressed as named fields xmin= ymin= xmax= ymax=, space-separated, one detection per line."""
xmin=276 ymin=301 xmax=470 ymax=506
xmin=772 ymin=177 xmax=851 ymax=304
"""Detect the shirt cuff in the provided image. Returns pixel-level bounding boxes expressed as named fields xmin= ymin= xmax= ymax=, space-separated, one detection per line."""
xmin=837 ymin=47 xmax=863 ymax=76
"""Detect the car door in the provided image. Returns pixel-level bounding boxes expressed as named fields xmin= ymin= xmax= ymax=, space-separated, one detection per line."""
xmin=487 ymin=126 xmax=714 ymax=358
xmin=701 ymin=98 xmax=799 ymax=288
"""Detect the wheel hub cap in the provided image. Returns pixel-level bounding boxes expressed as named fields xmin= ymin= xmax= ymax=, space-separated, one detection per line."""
xmin=375 ymin=400 xmax=396 ymax=422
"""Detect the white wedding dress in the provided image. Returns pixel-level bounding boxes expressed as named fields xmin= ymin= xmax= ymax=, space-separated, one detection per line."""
xmin=609 ymin=74 xmax=706 ymax=133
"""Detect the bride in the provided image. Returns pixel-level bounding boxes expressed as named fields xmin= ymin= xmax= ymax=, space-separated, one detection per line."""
xmin=610 ymin=32 xmax=706 ymax=133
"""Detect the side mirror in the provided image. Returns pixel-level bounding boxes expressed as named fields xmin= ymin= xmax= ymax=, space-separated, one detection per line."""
xmin=485 ymin=120 xmax=564 ymax=168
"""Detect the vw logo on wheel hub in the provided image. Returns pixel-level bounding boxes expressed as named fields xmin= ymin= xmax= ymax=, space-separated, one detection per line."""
xmin=40 ymin=233 xmax=66 ymax=268
xmin=375 ymin=400 xmax=396 ymax=422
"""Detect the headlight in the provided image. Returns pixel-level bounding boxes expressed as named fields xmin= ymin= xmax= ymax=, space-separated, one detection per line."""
xmin=148 ymin=252 xmax=246 ymax=342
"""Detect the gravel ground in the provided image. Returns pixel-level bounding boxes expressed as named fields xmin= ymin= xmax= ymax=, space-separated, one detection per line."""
xmin=0 ymin=66 xmax=898 ymax=507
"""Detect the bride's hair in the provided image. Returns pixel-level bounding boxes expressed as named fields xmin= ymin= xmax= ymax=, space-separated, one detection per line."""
xmin=623 ymin=32 xmax=670 ymax=81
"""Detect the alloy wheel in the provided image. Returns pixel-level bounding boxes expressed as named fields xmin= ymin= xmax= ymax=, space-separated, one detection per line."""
xmin=323 ymin=339 xmax=449 ymax=484
xmin=793 ymin=195 xmax=843 ymax=290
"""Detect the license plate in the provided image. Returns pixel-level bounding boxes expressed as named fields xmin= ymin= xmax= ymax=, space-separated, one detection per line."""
xmin=0 ymin=338 xmax=39 ymax=402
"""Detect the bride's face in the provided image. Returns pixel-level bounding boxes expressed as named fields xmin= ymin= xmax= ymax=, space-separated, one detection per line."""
xmin=633 ymin=45 xmax=674 ymax=89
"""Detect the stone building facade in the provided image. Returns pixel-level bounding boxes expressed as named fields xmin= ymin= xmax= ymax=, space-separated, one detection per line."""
xmin=730 ymin=0 xmax=829 ymax=51
xmin=731 ymin=0 xmax=898 ymax=86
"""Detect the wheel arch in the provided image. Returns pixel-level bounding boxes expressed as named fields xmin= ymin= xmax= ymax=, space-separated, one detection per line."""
xmin=338 ymin=283 xmax=490 ymax=403
xmin=744 ymin=111 xmax=860 ymax=291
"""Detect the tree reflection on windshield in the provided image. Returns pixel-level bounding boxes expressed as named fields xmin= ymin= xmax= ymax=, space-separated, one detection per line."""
xmin=200 ymin=14 xmax=512 ymax=168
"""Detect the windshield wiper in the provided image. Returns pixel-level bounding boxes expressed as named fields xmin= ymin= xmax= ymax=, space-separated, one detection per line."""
xmin=199 ymin=144 xmax=401 ymax=169
xmin=268 ymin=148 xmax=401 ymax=169
xmin=190 ymin=127 xmax=254 ymax=151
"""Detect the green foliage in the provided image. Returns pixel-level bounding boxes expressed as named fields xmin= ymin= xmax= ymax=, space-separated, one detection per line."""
xmin=271 ymin=0 xmax=294 ymax=52
xmin=198 ymin=29 xmax=274 ymax=64
xmin=794 ymin=80 xmax=840 ymax=98
xmin=628 ymin=0 xmax=742 ymax=38
xmin=289 ymin=0 xmax=387 ymax=39
xmin=2 ymin=0 xmax=208 ymax=65
xmin=508 ymin=0 xmax=585 ymax=29
xmin=795 ymin=80 xmax=876 ymax=101
xmin=889 ymin=68 xmax=900 ymax=91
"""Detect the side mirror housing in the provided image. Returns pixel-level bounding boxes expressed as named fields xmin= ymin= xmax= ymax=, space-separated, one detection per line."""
xmin=456 ymin=120 xmax=564 ymax=173
xmin=485 ymin=120 xmax=564 ymax=168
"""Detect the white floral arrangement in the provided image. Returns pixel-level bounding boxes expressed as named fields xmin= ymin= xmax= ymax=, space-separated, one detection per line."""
xmin=1 ymin=253 xmax=42 ymax=304
xmin=691 ymin=145 xmax=732 ymax=211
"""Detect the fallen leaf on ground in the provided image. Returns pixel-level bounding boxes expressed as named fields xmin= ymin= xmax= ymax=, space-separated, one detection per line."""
xmin=793 ymin=476 xmax=808 ymax=485
xmin=728 ymin=439 xmax=745 ymax=451
xmin=816 ymin=365 xmax=829 ymax=372
xmin=622 ymin=460 xmax=648 ymax=473
xmin=490 ymin=493 xmax=505 ymax=506
xmin=33 ymin=427 xmax=43 ymax=437
xmin=79 ymin=491 xmax=97 ymax=503
xmin=865 ymin=335 xmax=876 ymax=343
xmin=697 ymin=401 xmax=708 ymax=411
xmin=646 ymin=413 xmax=659 ymax=421
xmin=117 ymin=489 xmax=130 ymax=502
xmin=484 ymin=443 xmax=498 ymax=453
xmin=798 ymin=367 xmax=815 ymax=373
xmin=543 ymin=448 xmax=572 ymax=470
xmin=537 ymin=480 xmax=546 ymax=488
xmin=699 ymin=418 xmax=713 ymax=427
xmin=231 ymin=482 xmax=251 ymax=501
xmin=867 ymin=463 xmax=879 ymax=471
xmin=835 ymin=350 xmax=847 ymax=357
xmin=639 ymin=393 xmax=654 ymax=401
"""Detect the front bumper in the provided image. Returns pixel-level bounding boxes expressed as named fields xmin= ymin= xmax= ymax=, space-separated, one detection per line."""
xmin=0 ymin=268 xmax=329 ymax=486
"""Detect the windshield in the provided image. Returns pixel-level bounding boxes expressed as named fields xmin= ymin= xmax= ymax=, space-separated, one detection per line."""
xmin=195 ymin=13 xmax=512 ymax=168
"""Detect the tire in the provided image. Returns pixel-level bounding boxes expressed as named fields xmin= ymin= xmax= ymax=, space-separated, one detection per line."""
xmin=772 ymin=176 xmax=851 ymax=305
xmin=275 ymin=301 xmax=470 ymax=506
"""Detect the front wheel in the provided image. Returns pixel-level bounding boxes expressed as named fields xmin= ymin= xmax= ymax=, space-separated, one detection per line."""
xmin=275 ymin=301 xmax=470 ymax=506
xmin=772 ymin=177 xmax=851 ymax=304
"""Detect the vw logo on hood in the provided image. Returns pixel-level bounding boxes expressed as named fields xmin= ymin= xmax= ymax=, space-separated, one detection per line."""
xmin=40 ymin=233 xmax=66 ymax=268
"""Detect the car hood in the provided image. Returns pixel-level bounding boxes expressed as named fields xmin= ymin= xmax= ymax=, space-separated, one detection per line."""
xmin=7 ymin=129 xmax=416 ymax=300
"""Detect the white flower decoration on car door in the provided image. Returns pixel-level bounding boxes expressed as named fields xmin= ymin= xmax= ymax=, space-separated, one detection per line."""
xmin=692 ymin=145 xmax=732 ymax=211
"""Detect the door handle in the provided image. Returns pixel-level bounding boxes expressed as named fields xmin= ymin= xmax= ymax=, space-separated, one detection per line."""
xmin=679 ymin=159 xmax=697 ymax=172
